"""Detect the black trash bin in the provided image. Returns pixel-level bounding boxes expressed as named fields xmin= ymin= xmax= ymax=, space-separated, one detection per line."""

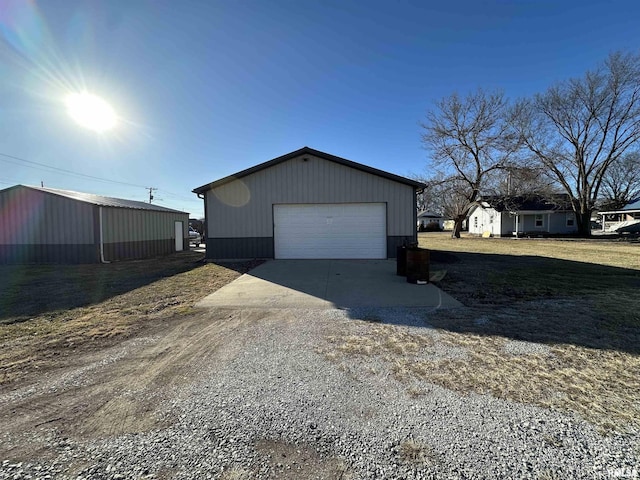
xmin=406 ymin=248 xmax=430 ymax=284
xmin=396 ymin=245 xmax=407 ymax=276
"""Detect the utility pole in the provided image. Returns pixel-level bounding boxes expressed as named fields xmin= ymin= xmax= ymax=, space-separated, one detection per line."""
xmin=146 ymin=187 xmax=157 ymax=203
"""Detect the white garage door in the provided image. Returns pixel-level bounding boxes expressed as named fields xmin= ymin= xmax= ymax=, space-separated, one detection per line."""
xmin=273 ymin=203 xmax=387 ymax=259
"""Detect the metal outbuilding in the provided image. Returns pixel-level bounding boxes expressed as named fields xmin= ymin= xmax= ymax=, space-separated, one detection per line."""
xmin=0 ymin=185 xmax=189 ymax=264
xmin=193 ymin=147 xmax=425 ymax=260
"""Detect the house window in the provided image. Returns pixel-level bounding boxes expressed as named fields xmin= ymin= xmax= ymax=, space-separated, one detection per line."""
xmin=566 ymin=213 xmax=575 ymax=227
xmin=473 ymin=216 xmax=478 ymax=228
xmin=535 ymin=214 xmax=543 ymax=228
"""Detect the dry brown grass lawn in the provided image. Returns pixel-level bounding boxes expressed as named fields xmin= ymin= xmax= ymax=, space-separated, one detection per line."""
xmin=0 ymin=252 xmax=261 ymax=385
xmin=326 ymin=233 xmax=640 ymax=434
xmin=420 ymin=232 xmax=640 ymax=270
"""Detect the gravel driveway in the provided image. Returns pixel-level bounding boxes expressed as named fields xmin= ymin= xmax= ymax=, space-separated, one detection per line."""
xmin=1 ymin=306 xmax=637 ymax=479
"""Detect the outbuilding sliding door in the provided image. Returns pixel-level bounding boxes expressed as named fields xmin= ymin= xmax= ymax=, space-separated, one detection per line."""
xmin=273 ymin=203 xmax=387 ymax=259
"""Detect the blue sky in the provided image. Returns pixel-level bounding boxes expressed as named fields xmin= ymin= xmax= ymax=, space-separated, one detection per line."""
xmin=0 ymin=0 xmax=638 ymax=217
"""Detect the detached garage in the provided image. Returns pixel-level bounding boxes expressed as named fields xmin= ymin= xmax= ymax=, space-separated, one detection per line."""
xmin=193 ymin=147 xmax=425 ymax=259
xmin=0 ymin=185 xmax=189 ymax=264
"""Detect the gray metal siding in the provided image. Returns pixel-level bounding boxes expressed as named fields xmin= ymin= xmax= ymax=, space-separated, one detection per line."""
xmin=387 ymin=236 xmax=416 ymax=258
xmin=205 ymin=237 xmax=274 ymax=259
xmin=103 ymin=239 xmax=177 ymax=261
xmin=207 ymin=154 xmax=415 ymax=239
xmin=0 ymin=244 xmax=98 ymax=264
xmin=0 ymin=186 xmax=95 ymax=246
xmin=102 ymin=208 xmax=188 ymax=243
xmin=0 ymin=185 xmax=190 ymax=263
xmin=205 ymin=236 xmax=412 ymax=260
xmin=101 ymin=208 xmax=188 ymax=261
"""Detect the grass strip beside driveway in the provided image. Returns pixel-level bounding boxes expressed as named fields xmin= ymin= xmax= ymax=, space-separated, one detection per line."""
xmin=0 ymin=253 xmax=261 ymax=385
xmin=325 ymin=233 xmax=640 ymax=434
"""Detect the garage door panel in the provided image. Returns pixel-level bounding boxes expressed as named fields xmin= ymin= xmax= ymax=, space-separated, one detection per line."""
xmin=274 ymin=203 xmax=386 ymax=259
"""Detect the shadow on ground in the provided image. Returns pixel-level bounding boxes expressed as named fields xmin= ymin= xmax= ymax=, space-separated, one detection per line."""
xmin=0 ymin=252 xmax=257 ymax=324
xmin=416 ymin=250 xmax=640 ymax=354
xmin=226 ymin=259 xmax=460 ymax=310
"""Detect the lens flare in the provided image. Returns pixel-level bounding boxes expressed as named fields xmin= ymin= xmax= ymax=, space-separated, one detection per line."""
xmin=65 ymin=92 xmax=117 ymax=132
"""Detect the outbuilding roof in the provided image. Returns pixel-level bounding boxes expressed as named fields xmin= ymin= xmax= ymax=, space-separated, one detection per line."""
xmin=4 ymin=185 xmax=187 ymax=214
xmin=192 ymin=147 xmax=426 ymax=194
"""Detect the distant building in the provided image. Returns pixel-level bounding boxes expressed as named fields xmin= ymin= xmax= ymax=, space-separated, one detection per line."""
xmin=598 ymin=198 xmax=640 ymax=233
xmin=0 ymin=185 xmax=189 ymax=264
xmin=417 ymin=211 xmax=444 ymax=230
xmin=468 ymin=194 xmax=577 ymax=237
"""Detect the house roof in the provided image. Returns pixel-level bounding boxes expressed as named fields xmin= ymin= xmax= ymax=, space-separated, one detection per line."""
xmin=417 ymin=211 xmax=442 ymax=218
xmin=3 ymin=185 xmax=188 ymax=214
xmin=192 ymin=146 xmax=426 ymax=194
xmin=479 ymin=194 xmax=573 ymax=213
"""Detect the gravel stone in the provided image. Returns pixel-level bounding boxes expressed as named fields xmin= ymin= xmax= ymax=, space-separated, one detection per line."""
xmin=503 ymin=339 xmax=552 ymax=356
xmin=1 ymin=307 xmax=637 ymax=479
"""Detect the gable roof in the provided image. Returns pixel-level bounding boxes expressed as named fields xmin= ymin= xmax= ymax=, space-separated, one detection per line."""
xmin=479 ymin=194 xmax=573 ymax=213
xmin=3 ymin=185 xmax=187 ymax=214
xmin=417 ymin=211 xmax=442 ymax=218
xmin=192 ymin=147 xmax=426 ymax=194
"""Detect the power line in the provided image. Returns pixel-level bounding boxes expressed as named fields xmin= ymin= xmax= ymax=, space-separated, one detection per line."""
xmin=0 ymin=151 xmax=203 ymax=203
xmin=157 ymin=189 xmax=201 ymax=202
xmin=0 ymin=152 xmax=149 ymax=189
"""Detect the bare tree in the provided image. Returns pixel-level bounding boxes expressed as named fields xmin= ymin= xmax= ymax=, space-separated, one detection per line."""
xmin=412 ymin=174 xmax=441 ymax=214
xmin=421 ymin=89 xmax=520 ymax=238
xmin=599 ymin=151 xmax=640 ymax=210
xmin=487 ymin=165 xmax=556 ymax=198
xmin=512 ymin=51 xmax=640 ymax=236
xmin=412 ymin=172 xmax=454 ymax=217
xmin=434 ymin=176 xmax=475 ymax=225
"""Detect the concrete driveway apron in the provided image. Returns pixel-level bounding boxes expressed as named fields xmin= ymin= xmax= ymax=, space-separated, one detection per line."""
xmin=196 ymin=259 xmax=461 ymax=309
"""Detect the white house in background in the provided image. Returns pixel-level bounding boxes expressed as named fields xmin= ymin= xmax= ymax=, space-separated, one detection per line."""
xmin=468 ymin=195 xmax=578 ymax=237
xmin=417 ymin=211 xmax=444 ymax=229
xmin=598 ymin=198 xmax=640 ymax=232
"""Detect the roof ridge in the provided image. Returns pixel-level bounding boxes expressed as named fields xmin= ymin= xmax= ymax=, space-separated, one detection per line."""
xmin=18 ymin=185 xmax=188 ymax=214
xmin=193 ymin=147 xmax=425 ymax=193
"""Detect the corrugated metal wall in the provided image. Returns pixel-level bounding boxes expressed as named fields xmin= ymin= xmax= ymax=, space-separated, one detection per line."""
xmin=207 ymin=154 xmax=416 ymax=239
xmin=0 ymin=186 xmax=95 ymax=245
xmin=102 ymin=208 xmax=187 ymax=242
xmin=0 ymin=185 xmax=190 ymax=263
xmin=0 ymin=186 xmax=98 ymax=263
xmin=101 ymin=207 xmax=188 ymax=261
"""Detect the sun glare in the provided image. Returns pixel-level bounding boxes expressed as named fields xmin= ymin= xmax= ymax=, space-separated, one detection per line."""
xmin=65 ymin=92 xmax=117 ymax=132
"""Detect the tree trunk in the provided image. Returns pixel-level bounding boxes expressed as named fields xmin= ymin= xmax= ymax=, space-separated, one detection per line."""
xmin=451 ymin=216 xmax=465 ymax=238
xmin=575 ymin=210 xmax=592 ymax=237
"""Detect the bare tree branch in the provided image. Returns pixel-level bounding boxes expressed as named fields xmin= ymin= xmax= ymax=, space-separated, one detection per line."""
xmin=421 ymin=89 xmax=521 ymax=237
xmin=513 ymin=51 xmax=640 ymax=235
xmin=599 ymin=151 xmax=640 ymax=210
